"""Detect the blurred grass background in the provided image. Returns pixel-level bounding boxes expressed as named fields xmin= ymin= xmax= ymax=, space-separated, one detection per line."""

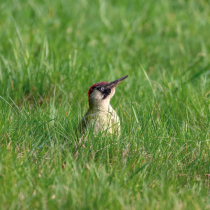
xmin=0 ymin=0 xmax=210 ymax=209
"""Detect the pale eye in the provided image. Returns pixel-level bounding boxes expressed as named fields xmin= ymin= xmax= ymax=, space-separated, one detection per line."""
xmin=101 ymin=87 xmax=104 ymax=91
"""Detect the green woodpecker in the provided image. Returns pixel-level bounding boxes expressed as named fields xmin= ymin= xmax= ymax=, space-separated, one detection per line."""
xmin=76 ymin=75 xmax=128 ymax=138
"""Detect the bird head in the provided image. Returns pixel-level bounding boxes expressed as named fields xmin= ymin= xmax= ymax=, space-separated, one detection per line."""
xmin=88 ymin=75 xmax=128 ymax=109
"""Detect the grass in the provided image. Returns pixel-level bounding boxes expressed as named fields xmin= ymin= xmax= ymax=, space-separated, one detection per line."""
xmin=0 ymin=0 xmax=210 ymax=209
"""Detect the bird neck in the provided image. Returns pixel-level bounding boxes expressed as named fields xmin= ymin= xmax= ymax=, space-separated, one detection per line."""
xmin=89 ymin=99 xmax=111 ymax=113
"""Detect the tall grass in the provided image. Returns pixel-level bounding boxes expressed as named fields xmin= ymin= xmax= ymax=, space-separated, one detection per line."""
xmin=0 ymin=0 xmax=210 ymax=209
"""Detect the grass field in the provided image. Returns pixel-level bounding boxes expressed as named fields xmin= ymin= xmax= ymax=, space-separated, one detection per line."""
xmin=0 ymin=0 xmax=210 ymax=209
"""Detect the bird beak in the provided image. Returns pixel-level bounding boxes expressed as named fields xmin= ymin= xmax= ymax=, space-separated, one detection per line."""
xmin=107 ymin=75 xmax=128 ymax=89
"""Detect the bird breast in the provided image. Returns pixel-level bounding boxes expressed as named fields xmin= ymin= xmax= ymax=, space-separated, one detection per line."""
xmin=77 ymin=106 xmax=120 ymax=136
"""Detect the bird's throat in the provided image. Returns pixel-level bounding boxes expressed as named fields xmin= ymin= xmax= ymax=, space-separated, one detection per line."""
xmin=88 ymin=99 xmax=111 ymax=113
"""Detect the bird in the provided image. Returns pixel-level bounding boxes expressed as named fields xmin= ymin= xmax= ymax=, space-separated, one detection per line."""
xmin=76 ymin=75 xmax=128 ymax=139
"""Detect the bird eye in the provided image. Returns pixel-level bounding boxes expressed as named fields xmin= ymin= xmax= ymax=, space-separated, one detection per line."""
xmin=101 ymin=87 xmax=104 ymax=91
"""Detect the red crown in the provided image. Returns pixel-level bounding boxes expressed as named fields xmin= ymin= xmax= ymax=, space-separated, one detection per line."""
xmin=88 ymin=82 xmax=108 ymax=96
